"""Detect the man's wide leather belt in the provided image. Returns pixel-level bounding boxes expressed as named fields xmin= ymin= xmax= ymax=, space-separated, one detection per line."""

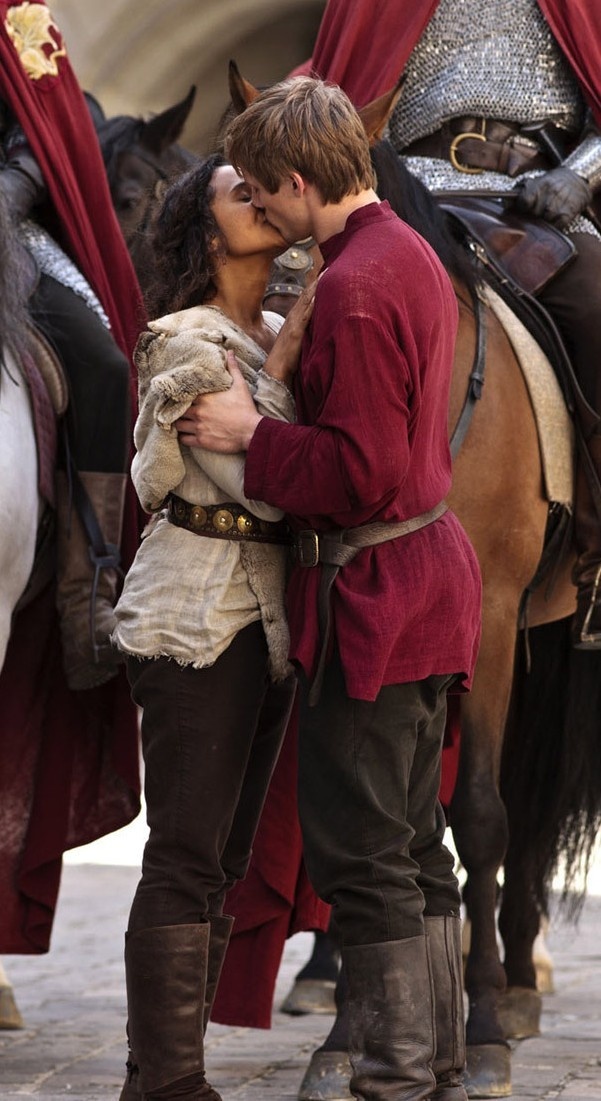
xmin=403 ymin=117 xmax=572 ymax=178
xmin=303 ymin=500 xmax=449 ymax=707
xmin=294 ymin=501 xmax=449 ymax=568
xmin=167 ymin=494 xmax=291 ymax=545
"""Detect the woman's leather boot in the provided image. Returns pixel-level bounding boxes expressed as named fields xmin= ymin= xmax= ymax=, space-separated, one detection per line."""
xmin=122 ymin=923 xmax=222 ymax=1100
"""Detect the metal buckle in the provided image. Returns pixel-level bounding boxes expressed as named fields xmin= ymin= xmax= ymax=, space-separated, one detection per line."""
xmin=296 ymin=529 xmax=320 ymax=567
xmin=449 ymin=130 xmax=486 ymax=175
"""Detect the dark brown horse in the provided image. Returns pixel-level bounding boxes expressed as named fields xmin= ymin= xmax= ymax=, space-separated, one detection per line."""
xmin=97 ymin=80 xmax=601 ymax=1098
xmin=93 ymin=87 xmax=199 ymax=295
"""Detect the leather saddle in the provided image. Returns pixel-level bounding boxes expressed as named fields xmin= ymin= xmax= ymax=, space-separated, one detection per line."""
xmin=438 ymin=192 xmax=601 ymax=527
xmin=436 ymin=193 xmax=576 ymax=296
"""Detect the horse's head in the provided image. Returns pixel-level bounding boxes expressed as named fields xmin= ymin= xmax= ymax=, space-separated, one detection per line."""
xmin=96 ymin=87 xmax=198 ymax=249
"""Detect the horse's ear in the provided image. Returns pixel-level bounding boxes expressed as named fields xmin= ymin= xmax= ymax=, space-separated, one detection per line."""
xmin=358 ymin=76 xmax=405 ymax=147
xmin=141 ymin=85 xmax=197 ymax=155
xmin=228 ymin=59 xmax=261 ymax=114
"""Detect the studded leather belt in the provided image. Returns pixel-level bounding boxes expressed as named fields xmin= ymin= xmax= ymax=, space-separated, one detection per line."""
xmin=167 ymin=494 xmax=291 ymax=545
xmin=403 ymin=118 xmax=571 ymax=178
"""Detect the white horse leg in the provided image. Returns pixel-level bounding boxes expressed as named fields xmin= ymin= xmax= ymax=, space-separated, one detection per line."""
xmin=0 ymin=960 xmax=24 ymax=1030
xmin=0 ymin=354 xmax=37 ymax=1033
xmin=0 ymin=350 xmax=38 ymax=669
xmin=533 ymin=917 xmax=555 ymax=995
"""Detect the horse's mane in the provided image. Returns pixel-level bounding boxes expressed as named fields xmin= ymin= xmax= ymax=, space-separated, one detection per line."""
xmin=371 ymin=140 xmax=479 ymax=298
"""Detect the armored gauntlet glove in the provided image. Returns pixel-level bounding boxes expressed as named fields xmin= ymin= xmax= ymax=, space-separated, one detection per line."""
xmin=514 ymin=132 xmax=601 ymax=229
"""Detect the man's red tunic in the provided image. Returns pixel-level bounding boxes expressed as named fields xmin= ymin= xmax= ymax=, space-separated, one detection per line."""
xmin=245 ymin=201 xmax=481 ymax=702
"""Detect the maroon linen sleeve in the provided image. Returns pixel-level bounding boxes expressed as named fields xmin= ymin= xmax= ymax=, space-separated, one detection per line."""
xmin=244 ymin=313 xmax=413 ymax=523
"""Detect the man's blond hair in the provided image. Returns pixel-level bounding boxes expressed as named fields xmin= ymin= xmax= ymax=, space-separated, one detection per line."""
xmin=224 ymin=77 xmax=375 ymax=202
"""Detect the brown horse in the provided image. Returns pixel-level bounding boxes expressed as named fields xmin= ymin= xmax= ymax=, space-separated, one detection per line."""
xmin=97 ymin=79 xmax=601 ymax=1097
xmin=293 ymin=144 xmax=584 ymax=1101
xmin=223 ymin=72 xmax=601 ymax=1099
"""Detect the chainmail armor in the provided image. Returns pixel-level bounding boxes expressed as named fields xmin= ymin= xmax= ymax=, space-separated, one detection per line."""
xmin=388 ymin=0 xmax=585 ymax=151
xmin=384 ymin=0 xmax=598 ymax=239
xmin=19 ymin=220 xmax=111 ymax=328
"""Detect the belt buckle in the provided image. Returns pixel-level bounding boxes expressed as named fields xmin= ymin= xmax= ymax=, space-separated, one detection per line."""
xmin=450 ymin=130 xmax=485 ymax=175
xmin=296 ymin=529 xmax=320 ymax=567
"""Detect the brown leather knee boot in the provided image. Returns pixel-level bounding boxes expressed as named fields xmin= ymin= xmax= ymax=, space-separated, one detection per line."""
xmin=425 ymin=916 xmax=467 ymax=1101
xmin=343 ymin=935 xmax=436 ymax=1101
xmin=119 ymin=919 xmax=231 ymax=1101
xmin=571 ymin=434 xmax=601 ymax=648
xmin=122 ymin=923 xmax=222 ymax=1101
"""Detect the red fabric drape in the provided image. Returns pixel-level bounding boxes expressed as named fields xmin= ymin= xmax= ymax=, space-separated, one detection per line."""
xmin=0 ymin=0 xmax=144 ymax=358
xmin=538 ymin=0 xmax=601 ymax=126
xmin=0 ymin=1 xmax=144 ymax=954
xmin=212 ymin=702 xmax=330 ymax=1029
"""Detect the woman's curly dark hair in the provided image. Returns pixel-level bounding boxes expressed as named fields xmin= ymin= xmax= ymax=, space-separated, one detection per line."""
xmin=145 ymin=152 xmax=228 ymax=318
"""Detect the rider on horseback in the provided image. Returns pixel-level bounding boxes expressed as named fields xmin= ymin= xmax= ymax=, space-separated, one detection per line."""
xmin=301 ymin=0 xmax=601 ymax=649
xmin=0 ymin=0 xmax=143 ymax=689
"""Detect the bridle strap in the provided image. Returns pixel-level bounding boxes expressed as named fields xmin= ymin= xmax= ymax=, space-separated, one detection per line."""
xmin=262 ymin=282 xmax=303 ymax=305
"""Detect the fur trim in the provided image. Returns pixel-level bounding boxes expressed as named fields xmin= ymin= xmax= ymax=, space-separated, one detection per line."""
xmin=131 ymin=308 xmax=269 ymax=512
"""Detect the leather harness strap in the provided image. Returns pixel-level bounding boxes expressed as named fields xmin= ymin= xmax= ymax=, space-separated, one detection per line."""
xmin=450 ymin=286 xmax=487 ymax=459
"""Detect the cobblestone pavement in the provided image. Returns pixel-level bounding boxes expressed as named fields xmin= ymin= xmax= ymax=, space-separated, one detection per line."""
xmin=0 ymin=863 xmax=600 ymax=1099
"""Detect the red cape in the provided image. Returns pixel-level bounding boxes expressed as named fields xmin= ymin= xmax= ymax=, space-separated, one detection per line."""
xmin=212 ymin=702 xmax=330 ymax=1029
xmin=0 ymin=1 xmax=144 ymax=954
xmin=294 ymin=0 xmax=601 ymax=127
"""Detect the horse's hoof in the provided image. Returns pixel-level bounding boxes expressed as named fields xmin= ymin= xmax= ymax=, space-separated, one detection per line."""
xmin=0 ymin=984 xmax=25 ymax=1029
xmin=297 ymin=1050 xmax=352 ymax=1100
xmin=280 ymin=978 xmax=337 ymax=1015
xmin=498 ymin=985 xmax=541 ymax=1039
xmin=464 ymin=1044 xmax=511 ymax=1098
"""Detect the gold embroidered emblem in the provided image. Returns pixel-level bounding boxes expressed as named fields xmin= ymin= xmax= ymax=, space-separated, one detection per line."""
xmin=5 ymin=2 xmax=67 ymax=80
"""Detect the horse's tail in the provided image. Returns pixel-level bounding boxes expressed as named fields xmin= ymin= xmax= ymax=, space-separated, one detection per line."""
xmin=501 ymin=617 xmax=601 ymax=918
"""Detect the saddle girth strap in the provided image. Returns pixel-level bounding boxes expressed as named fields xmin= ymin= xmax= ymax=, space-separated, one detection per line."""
xmin=450 ymin=286 xmax=487 ymax=459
